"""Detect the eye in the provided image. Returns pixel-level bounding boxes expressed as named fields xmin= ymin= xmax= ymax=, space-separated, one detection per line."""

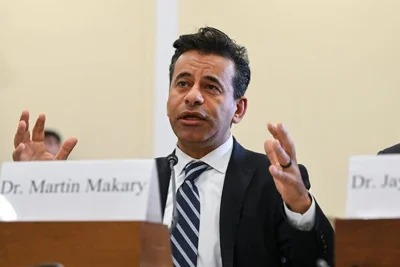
xmin=205 ymin=84 xmax=217 ymax=90
xmin=177 ymin=81 xmax=189 ymax=87
xmin=205 ymin=84 xmax=221 ymax=93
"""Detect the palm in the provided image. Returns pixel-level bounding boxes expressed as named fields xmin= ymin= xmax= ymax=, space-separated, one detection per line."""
xmin=19 ymin=140 xmax=55 ymax=161
xmin=13 ymin=111 xmax=78 ymax=161
xmin=270 ymin=171 xmax=302 ymax=205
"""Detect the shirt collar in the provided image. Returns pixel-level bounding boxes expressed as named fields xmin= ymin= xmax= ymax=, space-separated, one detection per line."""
xmin=174 ymin=134 xmax=234 ymax=176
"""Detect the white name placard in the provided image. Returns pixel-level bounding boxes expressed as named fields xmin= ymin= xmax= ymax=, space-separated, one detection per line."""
xmin=0 ymin=159 xmax=161 ymax=223
xmin=346 ymin=155 xmax=400 ymax=219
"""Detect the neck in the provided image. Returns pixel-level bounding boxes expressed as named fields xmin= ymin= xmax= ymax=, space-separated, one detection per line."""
xmin=177 ymin=133 xmax=231 ymax=159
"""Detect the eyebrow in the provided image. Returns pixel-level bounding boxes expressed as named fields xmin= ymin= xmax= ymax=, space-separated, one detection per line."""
xmin=174 ymin=72 xmax=192 ymax=82
xmin=203 ymin=75 xmax=225 ymax=91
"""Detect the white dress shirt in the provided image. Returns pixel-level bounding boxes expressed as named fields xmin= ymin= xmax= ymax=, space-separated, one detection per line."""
xmin=163 ymin=134 xmax=316 ymax=267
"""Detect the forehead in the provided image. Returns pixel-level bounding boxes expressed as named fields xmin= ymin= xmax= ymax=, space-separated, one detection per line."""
xmin=45 ymin=135 xmax=59 ymax=142
xmin=173 ymin=50 xmax=235 ymax=80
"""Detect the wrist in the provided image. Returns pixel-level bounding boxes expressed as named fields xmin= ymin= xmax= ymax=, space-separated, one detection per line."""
xmin=286 ymin=193 xmax=312 ymax=214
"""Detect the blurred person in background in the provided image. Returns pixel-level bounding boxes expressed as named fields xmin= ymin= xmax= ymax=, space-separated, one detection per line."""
xmin=44 ymin=129 xmax=61 ymax=156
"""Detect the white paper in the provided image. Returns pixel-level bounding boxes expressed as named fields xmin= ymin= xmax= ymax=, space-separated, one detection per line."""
xmin=346 ymin=155 xmax=400 ymax=219
xmin=0 ymin=195 xmax=17 ymax=221
xmin=0 ymin=159 xmax=161 ymax=222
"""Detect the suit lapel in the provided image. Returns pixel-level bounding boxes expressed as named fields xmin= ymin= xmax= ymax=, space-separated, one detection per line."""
xmin=155 ymin=157 xmax=171 ymax=217
xmin=219 ymin=139 xmax=255 ymax=267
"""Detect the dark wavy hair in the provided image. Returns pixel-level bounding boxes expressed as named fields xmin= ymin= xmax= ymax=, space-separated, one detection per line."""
xmin=169 ymin=27 xmax=251 ymax=99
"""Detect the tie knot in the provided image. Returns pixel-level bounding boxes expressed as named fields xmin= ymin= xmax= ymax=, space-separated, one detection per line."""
xmin=184 ymin=161 xmax=209 ymax=182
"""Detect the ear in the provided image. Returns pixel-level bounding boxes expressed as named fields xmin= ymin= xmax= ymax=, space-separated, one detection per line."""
xmin=232 ymin=96 xmax=247 ymax=124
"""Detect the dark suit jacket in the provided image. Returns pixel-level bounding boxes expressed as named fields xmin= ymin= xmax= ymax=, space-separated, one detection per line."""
xmin=156 ymin=138 xmax=334 ymax=267
xmin=378 ymin=143 xmax=400 ymax=154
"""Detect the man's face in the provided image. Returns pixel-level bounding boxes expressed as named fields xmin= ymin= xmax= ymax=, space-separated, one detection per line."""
xmin=44 ymin=136 xmax=61 ymax=156
xmin=167 ymin=50 xmax=247 ymax=149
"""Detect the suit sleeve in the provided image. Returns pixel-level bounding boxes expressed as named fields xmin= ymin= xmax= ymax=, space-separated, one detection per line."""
xmin=274 ymin=201 xmax=334 ymax=267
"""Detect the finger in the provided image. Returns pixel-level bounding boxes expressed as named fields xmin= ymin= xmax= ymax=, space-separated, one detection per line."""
xmin=22 ymin=110 xmax=31 ymax=143
xmin=269 ymin=165 xmax=293 ymax=185
xmin=12 ymin=143 xmax=26 ymax=161
xmin=19 ymin=110 xmax=29 ymax=128
xmin=264 ymin=140 xmax=279 ymax=166
xmin=31 ymin=114 xmax=46 ymax=142
xmin=272 ymin=139 xmax=292 ymax=169
xmin=275 ymin=123 xmax=296 ymax=159
xmin=14 ymin=120 xmax=27 ymax=148
xmin=14 ymin=110 xmax=30 ymax=147
xmin=55 ymin=138 xmax=78 ymax=160
xmin=23 ymin=110 xmax=30 ymax=135
xmin=23 ymin=130 xmax=31 ymax=143
xmin=267 ymin=123 xmax=278 ymax=139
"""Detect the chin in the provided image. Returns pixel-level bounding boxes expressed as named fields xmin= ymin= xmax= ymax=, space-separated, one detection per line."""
xmin=176 ymin=130 xmax=211 ymax=144
xmin=179 ymin=134 xmax=207 ymax=144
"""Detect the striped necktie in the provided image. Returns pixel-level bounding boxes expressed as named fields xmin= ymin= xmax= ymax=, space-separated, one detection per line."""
xmin=171 ymin=161 xmax=209 ymax=267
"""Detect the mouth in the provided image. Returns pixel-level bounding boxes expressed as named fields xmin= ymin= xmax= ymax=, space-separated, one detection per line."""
xmin=181 ymin=115 xmax=204 ymax=121
xmin=178 ymin=112 xmax=206 ymax=125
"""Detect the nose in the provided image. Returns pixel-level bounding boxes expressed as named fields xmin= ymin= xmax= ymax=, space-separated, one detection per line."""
xmin=184 ymin=85 xmax=204 ymax=106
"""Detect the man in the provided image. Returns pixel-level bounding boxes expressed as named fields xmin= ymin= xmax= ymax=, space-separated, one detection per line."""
xmin=12 ymin=27 xmax=333 ymax=267
xmin=378 ymin=143 xmax=400 ymax=154
xmin=44 ymin=129 xmax=62 ymax=156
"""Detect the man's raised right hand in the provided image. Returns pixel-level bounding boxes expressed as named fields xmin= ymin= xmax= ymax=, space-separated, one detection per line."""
xmin=13 ymin=110 xmax=78 ymax=161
